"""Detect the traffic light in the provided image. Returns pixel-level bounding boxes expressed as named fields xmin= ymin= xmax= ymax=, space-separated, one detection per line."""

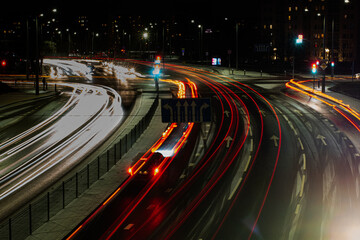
xmin=312 ymin=63 xmax=317 ymax=74
xmin=155 ymin=56 xmax=161 ymax=64
xmin=316 ymin=60 xmax=320 ymax=66
xmin=1 ymin=60 xmax=6 ymax=67
xmin=331 ymin=61 xmax=335 ymax=67
xmin=296 ymin=34 xmax=303 ymax=44
xmin=153 ymin=64 xmax=160 ymax=75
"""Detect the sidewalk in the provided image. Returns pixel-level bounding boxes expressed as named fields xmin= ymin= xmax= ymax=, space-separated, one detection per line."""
xmin=0 ymin=82 xmax=57 ymax=108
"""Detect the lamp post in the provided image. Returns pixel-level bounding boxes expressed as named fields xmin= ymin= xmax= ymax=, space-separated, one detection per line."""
xmin=322 ymin=16 xmax=326 ymax=93
xmin=198 ymin=24 xmax=203 ymax=61
xmin=292 ymin=34 xmax=303 ymax=79
xmin=143 ymin=32 xmax=149 ymax=59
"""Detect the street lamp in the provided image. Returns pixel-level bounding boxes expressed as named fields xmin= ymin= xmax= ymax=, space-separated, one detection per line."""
xmin=292 ymin=34 xmax=303 ymax=79
xmin=143 ymin=32 xmax=149 ymax=59
xmin=198 ymin=24 xmax=203 ymax=61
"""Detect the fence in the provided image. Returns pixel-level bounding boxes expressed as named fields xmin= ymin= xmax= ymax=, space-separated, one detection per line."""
xmin=0 ymin=95 xmax=159 ymax=240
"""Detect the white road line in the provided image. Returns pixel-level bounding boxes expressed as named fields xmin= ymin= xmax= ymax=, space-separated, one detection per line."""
xmin=275 ymin=106 xmax=283 ymax=114
xmin=302 ymin=154 xmax=306 ymax=170
xmin=228 ymin=177 xmax=243 ymax=200
xmin=244 ymin=155 xmax=252 ymax=172
xmin=124 ymin=224 xmax=134 ymax=230
xmin=298 ymin=138 xmax=304 ymax=151
xmin=295 ymin=203 xmax=301 ymax=215
xmin=299 ymin=175 xmax=305 ymax=198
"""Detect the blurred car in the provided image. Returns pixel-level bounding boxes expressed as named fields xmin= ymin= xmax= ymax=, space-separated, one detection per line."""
xmin=128 ymin=152 xmax=164 ymax=179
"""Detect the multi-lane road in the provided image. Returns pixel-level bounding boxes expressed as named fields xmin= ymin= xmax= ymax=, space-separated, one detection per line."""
xmin=1 ymin=58 xmax=360 ymax=240
xmin=61 ymin=60 xmax=360 ymax=240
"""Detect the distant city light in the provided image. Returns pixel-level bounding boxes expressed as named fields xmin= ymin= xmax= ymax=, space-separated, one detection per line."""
xmin=296 ymin=34 xmax=303 ymax=44
xmin=212 ymin=58 xmax=221 ymax=66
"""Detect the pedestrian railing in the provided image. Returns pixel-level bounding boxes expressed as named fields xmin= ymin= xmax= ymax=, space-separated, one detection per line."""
xmin=0 ymin=95 xmax=159 ymax=240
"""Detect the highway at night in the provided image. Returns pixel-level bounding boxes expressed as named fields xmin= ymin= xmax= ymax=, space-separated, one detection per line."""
xmin=2 ymin=1 xmax=360 ymax=239
xmin=19 ymin=59 xmax=355 ymax=240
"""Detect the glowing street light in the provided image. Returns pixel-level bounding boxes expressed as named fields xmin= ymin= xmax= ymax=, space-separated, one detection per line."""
xmin=296 ymin=34 xmax=303 ymax=44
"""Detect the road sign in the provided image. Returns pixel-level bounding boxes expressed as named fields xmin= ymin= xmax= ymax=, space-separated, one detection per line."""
xmin=161 ymin=98 xmax=211 ymax=123
xmin=320 ymin=62 xmax=327 ymax=70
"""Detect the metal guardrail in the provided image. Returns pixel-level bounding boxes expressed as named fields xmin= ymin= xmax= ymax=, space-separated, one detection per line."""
xmin=0 ymin=95 xmax=159 ymax=240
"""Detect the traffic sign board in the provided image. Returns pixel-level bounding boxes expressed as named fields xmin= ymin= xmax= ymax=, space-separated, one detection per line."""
xmin=320 ymin=63 xmax=327 ymax=70
xmin=161 ymin=98 xmax=211 ymax=123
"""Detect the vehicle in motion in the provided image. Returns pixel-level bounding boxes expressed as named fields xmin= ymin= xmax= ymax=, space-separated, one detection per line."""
xmin=128 ymin=152 xmax=164 ymax=178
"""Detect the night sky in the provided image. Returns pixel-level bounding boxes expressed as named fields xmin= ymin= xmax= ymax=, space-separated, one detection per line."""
xmin=2 ymin=0 xmax=257 ymax=18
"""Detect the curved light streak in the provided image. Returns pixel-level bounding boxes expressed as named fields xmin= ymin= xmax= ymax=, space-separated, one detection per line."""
xmin=67 ymin=76 xmax=198 ymax=240
xmin=0 ymin=82 xmax=124 ymax=200
xmin=286 ymin=79 xmax=360 ymax=133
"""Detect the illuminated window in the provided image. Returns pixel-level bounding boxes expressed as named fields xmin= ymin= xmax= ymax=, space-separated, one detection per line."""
xmin=270 ymin=24 xmax=273 ymax=29
xmin=289 ymin=7 xmax=292 ymax=12
xmin=288 ymin=15 xmax=291 ymax=21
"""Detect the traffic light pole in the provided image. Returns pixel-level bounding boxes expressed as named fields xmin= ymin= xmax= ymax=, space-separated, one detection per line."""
xmin=26 ymin=18 xmax=30 ymax=81
xmin=322 ymin=16 xmax=326 ymax=93
xmin=35 ymin=16 xmax=40 ymax=95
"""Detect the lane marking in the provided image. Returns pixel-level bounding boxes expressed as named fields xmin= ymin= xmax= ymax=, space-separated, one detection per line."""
xmin=124 ymin=224 xmax=134 ymax=230
xmin=302 ymin=154 xmax=306 ymax=170
xmin=146 ymin=204 xmax=156 ymax=210
xmin=294 ymin=109 xmax=303 ymax=117
xmin=250 ymin=139 xmax=254 ymax=152
xmin=299 ymin=175 xmax=305 ymax=198
xmin=275 ymin=106 xmax=283 ymax=114
xmin=295 ymin=203 xmax=301 ymax=215
xmin=298 ymin=138 xmax=304 ymax=151
xmin=244 ymin=155 xmax=252 ymax=172
xmin=228 ymin=177 xmax=243 ymax=200
xmin=270 ymin=135 xmax=279 ymax=147
xmin=317 ymin=135 xmax=327 ymax=146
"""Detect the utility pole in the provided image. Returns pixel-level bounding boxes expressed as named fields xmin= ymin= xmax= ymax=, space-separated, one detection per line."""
xmin=26 ymin=18 xmax=30 ymax=80
xmin=35 ymin=16 xmax=39 ymax=95
xmin=331 ymin=18 xmax=334 ymax=77
xmin=322 ymin=16 xmax=326 ymax=93
xmin=236 ymin=23 xmax=239 ymax=69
